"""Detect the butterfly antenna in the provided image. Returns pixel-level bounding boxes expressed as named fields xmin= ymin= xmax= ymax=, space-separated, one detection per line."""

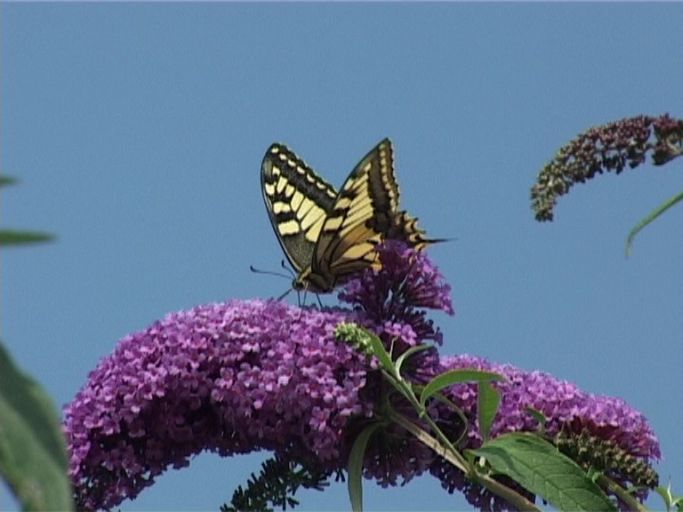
xmin=250 ymin=265 xmax=294 ymax=301
xmin=315 ymin=294 xmax=324 ymax=309
xmin=280 ymin=259 xmax=296 ymax=278
xmin=249 ymin=265 xmax=291 ymax=280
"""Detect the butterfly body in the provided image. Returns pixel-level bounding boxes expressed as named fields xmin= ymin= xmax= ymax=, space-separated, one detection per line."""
xmin=261 ymin=139 xmax=435 ymax=294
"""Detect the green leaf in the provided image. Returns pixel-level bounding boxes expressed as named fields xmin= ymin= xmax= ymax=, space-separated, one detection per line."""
xmin=477 ymin=381 xmax=501 ymax=442
xmin=364 ymin=332 xmax=395 ymax=373
xmin=0 ymin=176 xmax=18 ymax=187
xmin=471 ymin=433 xmax=615 ymax=512
xmin=419 ymin=369 xmax=505 ymax=407
xmin=0 ymin=340 xmax=75 ymax=511
xmin=0 ymin=229 xmax=55 ymax=247
xmin=626 ymin=190 xmax=683 ymax=256
xmin=394 ymin=344 xmax=431 ymax=377
xmin=347 ymin=423 xmax=383 ymax=512
xmin=524 ymin=407 xmax=547 ymax=431
xmin=656 ymin=483 xmax=683 ymax=512
xmin=655 ymin=485 xmax=673 ymax=510
xmin=424 ymin=391 xmax=469 ymax=444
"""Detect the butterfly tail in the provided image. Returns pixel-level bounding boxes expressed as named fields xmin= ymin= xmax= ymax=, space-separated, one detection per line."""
xmin=388 ymin=211 xmax=447 ymax=250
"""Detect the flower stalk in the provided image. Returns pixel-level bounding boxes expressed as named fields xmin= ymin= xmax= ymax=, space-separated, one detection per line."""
xmin=531 ymin=113 xmax=683 ymax=222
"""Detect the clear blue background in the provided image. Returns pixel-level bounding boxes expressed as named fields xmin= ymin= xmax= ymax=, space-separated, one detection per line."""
xmin=2 ymin=4 xmax=682 ymax=510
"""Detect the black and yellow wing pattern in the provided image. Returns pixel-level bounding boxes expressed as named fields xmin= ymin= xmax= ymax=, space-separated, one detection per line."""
xmin=261 ymin=138 xmax=433 ymax=293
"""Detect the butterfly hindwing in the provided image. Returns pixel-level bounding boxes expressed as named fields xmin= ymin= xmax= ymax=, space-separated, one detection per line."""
xmin=390 ymin=211 xmax=432 ymax=251
xmin=261 ymin=143 xmax=337 ymax=273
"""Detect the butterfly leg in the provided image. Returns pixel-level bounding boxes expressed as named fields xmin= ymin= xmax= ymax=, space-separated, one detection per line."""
xmin=277 ymin=288 xmax=293 ymax=301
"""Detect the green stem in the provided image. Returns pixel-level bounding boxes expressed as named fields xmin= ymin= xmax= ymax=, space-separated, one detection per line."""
xmin=597 ymin=475 xmax=649 ymax=512
xmin=390 ymin=411 xmax=541 ymax=512
xmin=382 ymin=369 xmax=465 ymax=463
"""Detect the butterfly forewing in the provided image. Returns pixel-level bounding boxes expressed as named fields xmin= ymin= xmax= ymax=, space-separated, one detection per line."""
xmin=261 ymin=143 xmax=337 ymax=273
xmin=312 ymin=139 xmax=399 ymax=284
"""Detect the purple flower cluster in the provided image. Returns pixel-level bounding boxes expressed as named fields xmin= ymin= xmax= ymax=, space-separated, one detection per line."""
xmin=64 ymin=243 xmax=660 ymax=510
xmin=438 ymin=355 xmax=659 ymax=458
xmin=345 ymin=351 xmax=660 ymax=507
xmin=65 ymin=300 xmax=370 ymax=510
xmin=531 ymin=113 xmax=683 ymax=221
xmin=339 ymin=240 xmax=454 ymax=348
xmin=429 ymin=355 xmax=660 ymax=509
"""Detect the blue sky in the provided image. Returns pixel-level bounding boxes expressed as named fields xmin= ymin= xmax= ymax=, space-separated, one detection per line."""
xmin=2 ymin=3 xmax=682 ymax=510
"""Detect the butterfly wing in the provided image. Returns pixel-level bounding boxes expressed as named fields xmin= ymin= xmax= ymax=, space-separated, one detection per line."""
xmin=312 ymin=138 xmax=431 ymax=287
xmin=261 ymin=143 xmax=337 ymax=273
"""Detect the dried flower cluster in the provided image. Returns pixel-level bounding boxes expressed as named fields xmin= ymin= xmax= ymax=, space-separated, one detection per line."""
xmin=64 ymin=243 xmax=660 ymax=510
xmin=531 ymin=113 xmax=683 ymax=221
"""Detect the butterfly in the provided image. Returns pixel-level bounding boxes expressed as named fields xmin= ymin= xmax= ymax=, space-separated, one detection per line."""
xmin=261 ymin=138 xmax=435 ymax=294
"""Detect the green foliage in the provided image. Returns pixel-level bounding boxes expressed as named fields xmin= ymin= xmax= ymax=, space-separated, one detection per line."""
xmin=0 ymin=341 xmax=74 ymax=511
xmin=417 ymin=368 xmax=504 ymax=442
xmin=336 ymin=323 xmax=540 ymax=510
xmin=0 ymin=176 xmax=68 ymax=509
xmin=472 ymin=433 xmax=616 ymax=512
xmin=0 ymin=177 xmax=54 ymax=246
xmin=524 ymin=407 xmax=547 ymax=432
xmin=223 ymin=456 xmax=333 ymax=512
xmin=347 ymin=423 xmax=384 ymax=512
xmin=0 ymin=176 xmax=18 ymax=187
xmin=626 ymin=191 xmax=683 ymax=256
xmin=0 ymin=229 xmax=54 ymax=247
xmin=419 ymin=369 xmax=504 ymax=407
xmin=335 ymin=322 xmax=659 ymax=511
xmin=394 ymin=344 xmax=431 ymax=377
xmin=655 ymin=482 xmax=683 ymax=512
xmin=476 ymin=381 xmax=500 ymax=442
